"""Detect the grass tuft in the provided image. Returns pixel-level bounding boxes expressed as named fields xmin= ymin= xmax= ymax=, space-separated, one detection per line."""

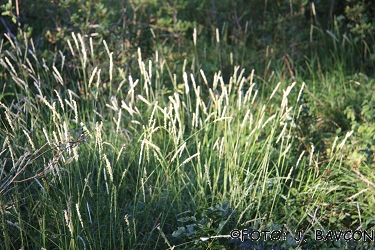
xmin=0 ymin=22 xmax=374 ymax=249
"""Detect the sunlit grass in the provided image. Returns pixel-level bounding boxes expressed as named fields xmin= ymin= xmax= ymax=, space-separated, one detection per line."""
xmin=0 ymin=29 xmax=374 ymax=249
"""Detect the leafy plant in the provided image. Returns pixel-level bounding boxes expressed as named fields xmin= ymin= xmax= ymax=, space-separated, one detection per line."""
xmin=172 ymin=204 xmax=234 ymax=249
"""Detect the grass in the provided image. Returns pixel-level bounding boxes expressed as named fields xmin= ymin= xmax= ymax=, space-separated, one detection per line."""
xmin=1 ymin=20 xmax=375 ymax=250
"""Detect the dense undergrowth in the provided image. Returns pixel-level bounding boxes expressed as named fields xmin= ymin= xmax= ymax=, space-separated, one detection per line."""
xmin=1 ymin=0 xmax=375 ymax=249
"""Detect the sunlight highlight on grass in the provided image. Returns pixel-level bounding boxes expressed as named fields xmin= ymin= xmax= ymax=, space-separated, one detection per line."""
xmin=1 ymin=29 xmax=373 ymax=249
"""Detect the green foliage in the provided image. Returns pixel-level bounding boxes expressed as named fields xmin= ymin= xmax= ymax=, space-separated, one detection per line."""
xmin=343 ymin=0 xmax=375 ymax=39
xmin=0 ymin=0 xmax=16 ymax=24
xmin=1 ymin=0 xmax=375 ymax=249
xmin=343 ymin=75 xmax=375 ymax=167
xmin=171 ymin=204 xmax=233 ymax=249
xmin=1 ymin=0 xmax=374 ymax=82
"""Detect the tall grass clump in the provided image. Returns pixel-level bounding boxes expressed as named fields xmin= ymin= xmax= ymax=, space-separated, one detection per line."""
xmin=0 ymin=30 xmax=374 ymax=250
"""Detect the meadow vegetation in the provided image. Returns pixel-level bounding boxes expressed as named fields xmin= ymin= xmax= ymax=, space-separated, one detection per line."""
xmin=1 ymin=0 xmax=375 ymax=249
